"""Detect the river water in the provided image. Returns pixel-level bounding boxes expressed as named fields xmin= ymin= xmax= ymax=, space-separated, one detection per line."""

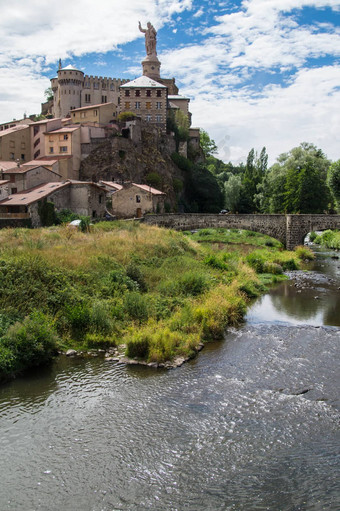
xmin=0 ymin=248 xmax=339 ymax=511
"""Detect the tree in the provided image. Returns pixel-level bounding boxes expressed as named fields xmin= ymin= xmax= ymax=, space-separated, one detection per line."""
xmin=44 ymin=87 xmax=53 ymax=102
xmin=328 ymin=160 xmax=340 ymax=210
xmin=224 ymin=174 xmax=242 ymax=212
xmin=199 ymin=129 xmax=217 ymax=158
xmin=261 ymin=143 xmax=331 ymax=213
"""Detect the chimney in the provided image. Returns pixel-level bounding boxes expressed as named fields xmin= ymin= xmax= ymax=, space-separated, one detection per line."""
xmin=16 ymin=159 xmax=20 ymax=168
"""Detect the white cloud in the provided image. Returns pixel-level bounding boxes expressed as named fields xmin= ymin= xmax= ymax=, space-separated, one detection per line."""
xmin=0 ymin=0 xmax=193 ymax=121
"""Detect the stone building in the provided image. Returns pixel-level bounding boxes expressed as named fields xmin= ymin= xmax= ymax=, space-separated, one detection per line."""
xmin=111 ymin=183 xmax=165 ymax=218
xmin=1 ymin=164 xmax=61 ymax=194
xmin=0 ymin=125 xmax=31 ymax=163
xmin=0 ymin=180 xmax=10 ymax=201
xmin=0 ymin=180 xmax=107 ymax=227
xmin=119 ymin=76 xmax=168 ymax=130
xmin=51 ymin=63 xmax=129 ymax=119
xmin=70 ymin=102 xmax=117 ymax=125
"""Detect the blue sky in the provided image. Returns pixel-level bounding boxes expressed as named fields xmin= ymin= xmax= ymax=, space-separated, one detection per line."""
xmin=0 ymin=0 xmax=339 ymax=164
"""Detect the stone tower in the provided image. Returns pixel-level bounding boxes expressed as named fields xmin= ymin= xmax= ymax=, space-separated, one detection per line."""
xmin=51 ymin=63 xmax=84 ymax=118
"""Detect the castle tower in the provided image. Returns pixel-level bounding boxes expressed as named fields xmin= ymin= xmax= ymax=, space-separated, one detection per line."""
xmin=53 ymin=63 xmax=84 ymax=118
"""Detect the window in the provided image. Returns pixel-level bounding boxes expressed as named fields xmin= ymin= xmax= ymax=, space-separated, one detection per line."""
xmin=94 ymin=82 xmax=99 ymax=89
xmin=156 ymin=102 xmax=162 ymax=109
xmin=85 ymin=94 xmax=91 ymax=102
xmin=85 ymin=81 xmax=90 ymax=88
xmin=136 ymin=195 xmax=141 ymax=203
xmin=81 ymin=112 xmax=86 ymax=118
xmin=94 ymin=110 xmax=98 ymax=116
xmin=34 ymin=126 xmax=39 ymax=136
xmin=156 ymin=115 xmax=162 ymax=123
xmin=11 ymin=188 xmax=17 ymax=194
xmin=110 ymin=83 xmax=114 ymax=90
xmin=49 ymin=135 xmax=54 ymax=142
xmin=10 ymin=175 xmax=15 ymax=182
xmin=146 ymin=102 xmax=151 ymax=110
xmin=21 ymin=142 xmax=26 ymax=149
xmin=33 ymin=138 xmax=40 ymax=148
xmin=125 ymin=102 xmax=130 ymax=109
xmin=49 ymin=147 xmax=54 ymax=153
xmin=63 ymin=134 xmax=68 ymax=140
xmin=145 ymin=115 xmax=152 ymax=122
xmin=34 ymin=150 xmax=40 ymax=159
xmin=10 ymin=153 xmax=14 ymax=160
xmin=102 ymin=82 xmax=106 ymax=90
xmin=10 ymin=140 xmax=15 ymax=148
xmin=60 ymin=146 xmax=68 ymax=153
xmin=124 ymin=90 xmax=130 ymax=97
xmin=21 ymin=154 xmax=25 ymax=160
xmin=101 ymin=96 xmax=107 ymax=103
xmin=146 ymin=90 xmax=151 ymax=97
xmin=135 ymin=90 xmax=140 ymax=97
xmin=156 ymin=90 xmax=162 ymax=97
xmin=135 ymin=102 xmax=141 ymax=109
xmin=99 ymin=194 xmax=103 ymax=204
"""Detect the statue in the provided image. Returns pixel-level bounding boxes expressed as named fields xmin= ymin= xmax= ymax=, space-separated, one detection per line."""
xmin=138 ymin=21 xmax=157 ymax=56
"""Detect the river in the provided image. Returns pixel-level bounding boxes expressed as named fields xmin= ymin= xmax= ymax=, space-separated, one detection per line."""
xmin=0 ymin=247 xmax=339 ymax=511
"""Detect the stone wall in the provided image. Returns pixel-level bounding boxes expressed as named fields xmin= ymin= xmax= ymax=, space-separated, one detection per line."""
xmin=143 ymin=213 xmax=340 ymax=249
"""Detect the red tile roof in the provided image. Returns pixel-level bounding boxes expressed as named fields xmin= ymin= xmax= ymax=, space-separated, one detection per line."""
xmin=0 ymin=182 xmax=69 ymax=206
xmin=132 ymin=183 xmax=165 ymax=195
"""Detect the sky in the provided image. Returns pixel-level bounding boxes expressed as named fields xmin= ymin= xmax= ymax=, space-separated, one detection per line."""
xmin=0 ymin=0 xmax=339 ymax=165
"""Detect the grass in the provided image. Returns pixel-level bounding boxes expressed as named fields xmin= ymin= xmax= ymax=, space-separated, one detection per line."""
xmin=0 ymin=223 xmax=303 ymax=380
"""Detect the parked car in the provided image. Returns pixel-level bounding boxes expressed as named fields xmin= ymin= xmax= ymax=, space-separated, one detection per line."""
xmin=219 ymin=209 xmax=229 ymax=215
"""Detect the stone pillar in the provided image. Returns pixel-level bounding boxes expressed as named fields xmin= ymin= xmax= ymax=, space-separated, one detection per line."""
xmin=142 ymin=55 xmax=161 ymax=81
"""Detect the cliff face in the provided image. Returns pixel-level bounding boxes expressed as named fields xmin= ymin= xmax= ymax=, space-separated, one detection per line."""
xmin=79 ymin=123 xmax=183 ymax=207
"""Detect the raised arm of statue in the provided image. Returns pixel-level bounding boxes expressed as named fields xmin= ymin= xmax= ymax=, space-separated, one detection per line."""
xmin=138 ymin=21 xmax=146 ymax=34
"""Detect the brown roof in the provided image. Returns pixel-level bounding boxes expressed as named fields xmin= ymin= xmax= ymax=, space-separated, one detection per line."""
xmin=0 ymin=182 xmax=69 ymax=206
xmin=132 ymin=183 xmax=165 ymax=195
xmin=25 ymin=159 xmax=59 ymax=166
xmin=0 ymin=125 xmax=30 ymax=137
xmin=99 ymin=181 xmax=123 ymax=191
xmin=72 ymin=102 xmax=115 ymax=113
xmin=0 ymin=180 xmax=10 ymax=186
xmin=36 ymin=155 xmax=72 ymax=161
xmin=46 ymin=126 xmax=80 ymax=134
xmin=0 ymin=161 xmax=19 ymax=171
xmin=3 ymin=164 xmax=59 ymax=175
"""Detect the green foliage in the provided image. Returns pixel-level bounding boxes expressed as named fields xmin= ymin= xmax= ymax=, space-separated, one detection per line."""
xmin=328 ymin=160 xmax=340 ymax=210
xmin=80 ymin=216 xmax=91 ymax=232
xmin=260 ymin=143 xmax=331 ymax=213
xmin=224 ymin=174 xmax=242 ymax=212
xmin=0 ymin=311 xmax=58 ymax=378
xmin=158 ymin=271 xmax=209 ymax=297
xmin=173 ymin=178 xmax=183 ymax=194
xmin=246 ymin=253 xmax=265 ymax=273
xmin=294 ymin=245 xmax=315 ymax=261
xmin=126 ymin=262 xmax=147 ymax=292
xmin=38 ymin=200 xmax=57 ymax=226
xmin=309 ymin=231 xmax=317 ymax=242
xmin=124 ymin=292 xmax=149 ymax=323
xmin=126 ymin=332 xmax=150 ymax=358
xmin=56 ymin=209 xmax=80 ymax=224
xmin=171 ymin=152 xmax=193 ymax=172
xmin=44 ymin=87 xmax=53 ymax=101
xmin=314 ymin=230 xmax=340 ymax=249
xmin=199 ymin=129 xmax=217 ymax=157
xmin=118 ymin=111 xmax=136 ymax=122
xmin=145 ymin=172 xmax=162 ymax=189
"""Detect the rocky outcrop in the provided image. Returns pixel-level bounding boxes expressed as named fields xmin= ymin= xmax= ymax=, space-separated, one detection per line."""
xmin=79 ymin=123 xmax=182 ymax=208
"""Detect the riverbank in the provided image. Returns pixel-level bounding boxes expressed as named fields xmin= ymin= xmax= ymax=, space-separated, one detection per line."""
xmin=0 ymin=222 xmax=312 ymax=380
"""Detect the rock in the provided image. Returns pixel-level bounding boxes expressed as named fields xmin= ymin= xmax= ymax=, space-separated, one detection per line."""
xmin=66 ymin=349 xmax=77 ymax=357
xmin=105 ymin=357 xmax=120 ymax=362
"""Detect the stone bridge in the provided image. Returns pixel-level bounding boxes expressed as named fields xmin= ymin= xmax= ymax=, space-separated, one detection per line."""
xmin=143 ymin=213 xmax=340 ymax=250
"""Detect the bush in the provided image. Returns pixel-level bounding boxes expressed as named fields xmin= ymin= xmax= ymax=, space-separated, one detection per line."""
xmin=126 ymin=262 xmax=147 ymax=292
xmin=177 ymin=272 xmax=209 ymax=296
xmin=204 ymin=254 xmax=228 ymax=270
xmin=294 ymin=245 xmax=315 ymax=261
xmin=309 ymin=231 xmax=317 ymax=242
xmin=246 ymin=253 xmax=265 ymax=273
xmin=63 ymin=302 xmax=91 ymax=338
xmin=124 ymin=292 xmax=149 ymax=323
xmin=263 ymin=261 xmax=283 ymax=274
xmin=118 ymin=111 xmax=136 ymax=122
xmin=1 ymin=311 xmax=59 ymax=376
xmin=126 ymin=332 xmax=150 ymax=358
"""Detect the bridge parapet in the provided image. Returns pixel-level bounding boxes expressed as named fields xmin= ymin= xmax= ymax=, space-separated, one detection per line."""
xmin=144 ymin=213 xmax=340 ymax=250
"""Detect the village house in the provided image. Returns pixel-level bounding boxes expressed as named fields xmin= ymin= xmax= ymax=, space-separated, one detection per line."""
xmin=30 ymin=118 xmax=63 ymax=160
xmin=0 ymin=125 xmax=32 ymax=163
xmin=1 ymin=163 xmax=61 ymax=195
xmin=0 ymin=180 xmax=10 ymax=201
xmin=70 ymin=102 xmax=117 ymax=125
xmin=0 ymin=180 xmax=107 ymax=227
xmin=111 ymin=182 xmax=165 ymax=218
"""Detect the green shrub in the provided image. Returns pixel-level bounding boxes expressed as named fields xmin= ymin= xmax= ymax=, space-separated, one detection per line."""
xmin=126 ymin=332 xmax=150 ymax=358
xmin=309 ymin=231 xmax=317 ymax=242
xmin=1 ymin=311 xmax=59 ymax=375
xmin=124 ymin=292 xmax=149 ymax=323
xmin=263 ymin=261 xmax=283 ymax=274
xmin=294 ymin=245 xmax=315 ymax=261
xmin=204 ymin=254 xmax=228 ymax=270
xmin=90 ymin=301 xmax=113 ymax=334
xmin=281 ymin=258 xmax=298 ymax=271
xmin=177 ymin=272 xmax=209 ymax=296
xmin=126 ymin=262 xmax=147 ymax=292
xmin=63 ymin=302 xmax=91 ymax=338
xmin=246 ymin=253 xmax=265 ymax=273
